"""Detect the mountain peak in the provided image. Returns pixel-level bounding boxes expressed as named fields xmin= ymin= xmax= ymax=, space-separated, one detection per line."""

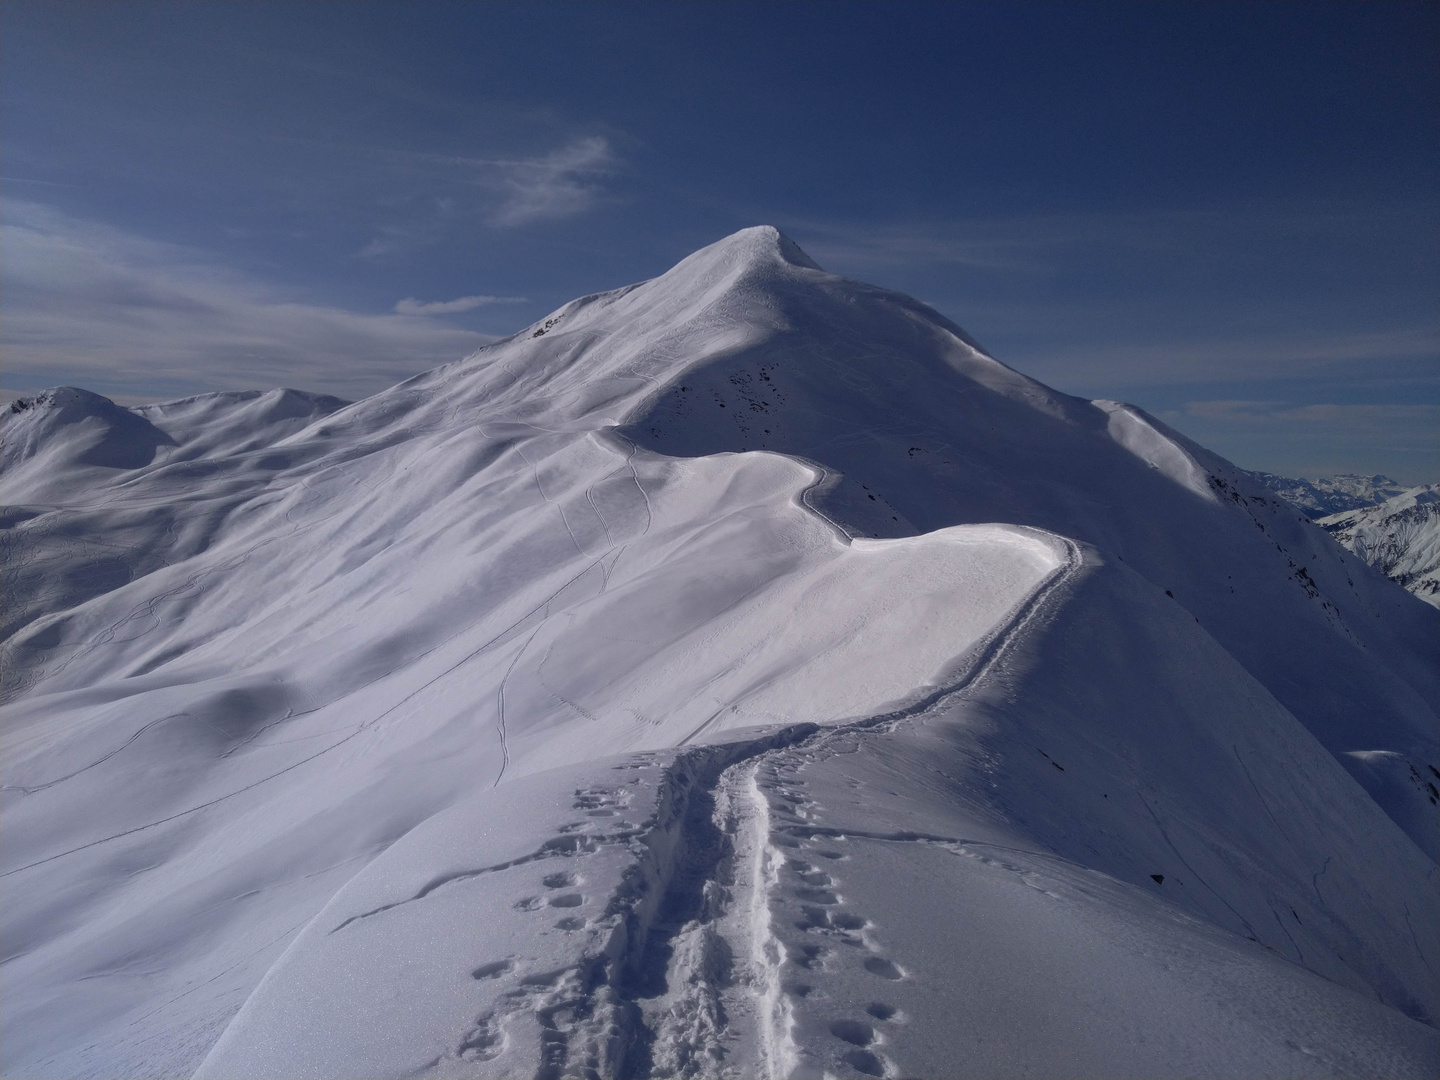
xmin=676 ymin=224 xmax=826 ymax=276
xmin=6 ymin=222 xmax=1439 ymax=1080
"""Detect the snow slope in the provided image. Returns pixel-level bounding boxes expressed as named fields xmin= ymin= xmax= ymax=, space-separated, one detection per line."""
xmin=1318 ymin=485 xmax=1440 ymax=609
xmin=2 ymin=227 xmax=1436 ymax=1079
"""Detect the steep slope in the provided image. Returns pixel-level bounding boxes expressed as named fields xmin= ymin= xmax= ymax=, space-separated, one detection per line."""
xmin=2 ymin=228 xmax=1436 ymax=1079
xmin=1319 ymin=485 xmax=1440 ymax=609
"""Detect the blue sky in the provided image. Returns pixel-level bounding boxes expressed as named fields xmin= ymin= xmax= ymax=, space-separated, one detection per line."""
xmin=2 ymin=1 xmax=1435 ymax=482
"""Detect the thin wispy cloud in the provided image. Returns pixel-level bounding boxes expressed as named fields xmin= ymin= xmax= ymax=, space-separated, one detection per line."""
xmin=1015 ymin=327 xmax=1439 ymax=390
xmin=1171 ymin=400 xmax=1439 ymax=430
xmin=350 ymin=135 xmax=620 ymax=257
xmin=1160 ymin=400 xmax=1439 ymax=480
xmin=0 ymin=202 xmax=502 ymax=401
xmin=357 ymin=226 xmax=421 ymax=260
xmin=484 ymin=136 xmax=617 ymax=227
xmin=394 ymin=294 xmax=528 ymax=316
xmin=792 ymin=200 xmax=1437 ymax=278
xmin=792 ymin=219 xmax=1065 ymax=273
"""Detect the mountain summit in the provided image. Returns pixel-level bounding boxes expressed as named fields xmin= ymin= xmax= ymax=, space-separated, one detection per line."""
xmin=3 ymin=230 xmax=1436 ymax=1079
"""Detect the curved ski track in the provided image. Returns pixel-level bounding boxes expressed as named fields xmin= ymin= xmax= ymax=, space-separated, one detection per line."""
xmin=521 ymin=525 xmax=1082 ymax=1079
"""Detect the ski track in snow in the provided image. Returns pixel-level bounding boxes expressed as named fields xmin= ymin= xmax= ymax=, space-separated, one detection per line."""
xmin=208 ymin=518 xmax=1077 ymax=1080
xmin=0 ymin=542 xmax=630 ymax=878
xmin=7 ymin=227 xmax=1438 ymax=1080
xmin=471 ymin=531 xmax=1083 ymax=1078
xmin=693 ymin=535 xmax=1076 ymax=1077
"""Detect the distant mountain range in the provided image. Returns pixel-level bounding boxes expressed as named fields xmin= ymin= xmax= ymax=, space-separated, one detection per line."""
xmin=1248 ymin=471 xmax=1438 ymax=607
xmin=1317 ymin=486 xmax=1440 ymax=609
xmin=1245 ymin=471 xmax=1409 ymax=517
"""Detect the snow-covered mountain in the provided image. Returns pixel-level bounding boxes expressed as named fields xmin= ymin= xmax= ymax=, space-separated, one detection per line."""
xmin=1318 ymin=485 xmax=1440 ymax=609
xmin=1246 ymin=470 xmax=1408 ymax=517
xmin=2 ymin=228 xmax=1436 ymax=1080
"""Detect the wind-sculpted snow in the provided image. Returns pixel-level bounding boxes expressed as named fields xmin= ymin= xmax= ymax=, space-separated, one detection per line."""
xmin=2 ymin=227 xmax=1437 ymax=1078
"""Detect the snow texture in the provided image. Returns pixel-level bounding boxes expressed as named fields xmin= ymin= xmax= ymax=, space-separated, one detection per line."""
xmin=3 ymin=227 xmax=1437 ymax=1079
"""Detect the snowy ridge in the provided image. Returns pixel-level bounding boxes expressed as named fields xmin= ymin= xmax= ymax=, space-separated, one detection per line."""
xmin=2 ymin=228 xmax=1437 ymax=1078
xmin=1318 ymin=485 xmax=1439 ymax=608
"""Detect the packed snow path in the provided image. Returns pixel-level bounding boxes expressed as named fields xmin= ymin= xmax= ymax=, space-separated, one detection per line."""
xmin=3 ymin=228 xmax=1437 ymax=1078
xmin=197 ymin=532 xmax=1437 ymax=1079
xmin=195 ymin=535 xmax=1080 ymax=1078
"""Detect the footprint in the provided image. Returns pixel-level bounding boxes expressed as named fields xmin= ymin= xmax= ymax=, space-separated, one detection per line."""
xmin=548 ymin=893 xmax=584 ymax=908
xmin=795 ymin=887 xmax=840 ymax=904
xmin=796 ymin=905 xmax=832 ymax=931
xmin=863 ymin=957 xmax=903 ymax=980
xmin=458 ymin=1014 xmax=504 ymax=1061
xmin=865 ymin=1002 xmax=897 ymax=1021
xmin=829 ymin=911 xmax=867 ymax=930
xmin=573 ymin=786 xmax=626 ymax=812
xmin=554 ymin=916 xmax=586 ymax=931
xmin=815 ymin=849 xmax=847 ymax=860
xmin=796 ymin=943 xmax=829 ymax=969
xmin=513 ymin=896 xmax=542 ymax=911
xmin=471 ymin=959 xmax=514 ymax=981
xmin=842 ymin=1049 xmax=886 ymax=1077
xmin=798 ymin=871 xmax=833 ymax=887
xmin=830 ymin=1019 xmax=876 ymax=1046
xmin=543 ymin=871 xmax=577 ymax=889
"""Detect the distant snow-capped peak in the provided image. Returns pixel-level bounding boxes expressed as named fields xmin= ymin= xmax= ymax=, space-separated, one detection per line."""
xmin=1318 ymin=485 xmax=1440 ymax=608
xmin=1246 ymin=470 xmax=1408 ymax=517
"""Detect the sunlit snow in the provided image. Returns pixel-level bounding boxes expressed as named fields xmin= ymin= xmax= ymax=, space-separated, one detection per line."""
xmin=3 ymin=228 xmax=1436 ymax=1079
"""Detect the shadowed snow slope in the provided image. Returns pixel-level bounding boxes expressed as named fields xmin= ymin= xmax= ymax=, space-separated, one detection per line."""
xmin=2 ymin=227 xmax=1436 ymax=1079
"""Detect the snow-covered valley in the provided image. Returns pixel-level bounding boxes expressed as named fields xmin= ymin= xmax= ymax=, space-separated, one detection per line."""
xmin=2 ymin=228 xmax=1436 ymax=1079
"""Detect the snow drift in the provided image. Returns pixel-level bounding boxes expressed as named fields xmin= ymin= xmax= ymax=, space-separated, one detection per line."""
xmin=2 ymin=227 xmax=1436 ymax=1079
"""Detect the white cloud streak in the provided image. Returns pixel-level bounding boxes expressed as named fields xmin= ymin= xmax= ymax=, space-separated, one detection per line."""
xmin=350 ymin=135 xmax=619 ymax=257
xmin=1 ymin=202 xmax=501 ymax=401
xmin=1152 ymin=400 xmax=1440 ymax=484
xmin=1014 ymin=327 xmax=1439 ymax=389
xmin=1169 ymin=400 xmax=1439 ymax=431
xmin=393 ymin=294 xmax=528 ymax=316
xmin=485 ymin=136 xmax=617 ymax=227
xmin=1160 ymin=399 xmax=1440 ymax=473
xmin=792 ymin=200 xmax=1436 ymax=277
